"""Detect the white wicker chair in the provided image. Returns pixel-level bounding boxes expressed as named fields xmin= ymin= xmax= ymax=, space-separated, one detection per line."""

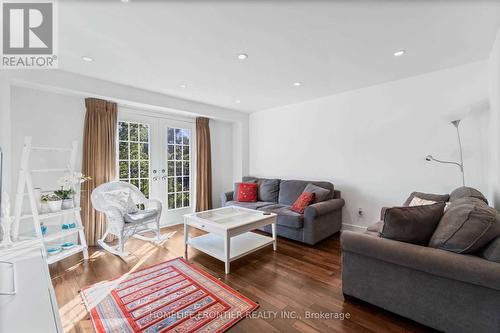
xmin=91 ymin=181 xmax=169 ymax=257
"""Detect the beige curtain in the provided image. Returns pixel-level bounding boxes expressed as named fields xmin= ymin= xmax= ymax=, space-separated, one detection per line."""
xmin=195 ymin=117 xmax=212 ymax=212
xmin=81 ymin=98 xmax=117 ymax=246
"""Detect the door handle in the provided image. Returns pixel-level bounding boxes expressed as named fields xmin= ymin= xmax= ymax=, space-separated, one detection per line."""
xmin=153 ymin=176 xmax=158 ymax=181
xmin=162 ymin=176 xmax=167 ymax=180
xmin=153 ymin=169 xmax=157 ymax=174
xmin=161 ymin=169 xmax=166 ymax=173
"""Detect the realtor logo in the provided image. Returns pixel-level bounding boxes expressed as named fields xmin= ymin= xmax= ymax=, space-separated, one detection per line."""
xmin=1 ymin=1 xmax=58 ymax=69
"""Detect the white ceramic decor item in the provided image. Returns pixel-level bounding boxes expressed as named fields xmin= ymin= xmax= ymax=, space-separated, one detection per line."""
xmin=47 ymin=200 xmax=62 ymax=212
xmin=62 ymin=199 xmax=74 ymax=210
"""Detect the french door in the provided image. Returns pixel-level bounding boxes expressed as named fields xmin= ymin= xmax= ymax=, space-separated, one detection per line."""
xmin=117 ymin=112 xmax=195 ymax=225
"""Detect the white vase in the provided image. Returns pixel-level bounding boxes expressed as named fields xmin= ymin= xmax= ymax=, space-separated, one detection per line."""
xmin=47 ymin=200 xmax=62 ymax=213
xmin=62 ymin=198 xmax=74 ymax=210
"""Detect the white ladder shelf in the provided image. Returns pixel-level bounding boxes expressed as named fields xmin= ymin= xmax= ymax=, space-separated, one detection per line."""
xmin=12 ymin=137 xmax=89 ymax=264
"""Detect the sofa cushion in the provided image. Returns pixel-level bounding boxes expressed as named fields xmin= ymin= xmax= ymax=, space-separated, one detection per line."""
xmin=257 ymin=179 xmax=280 ymax=202
xmin=236 ymin=183 xmax=257 ymax=202
xmin=381 ymin=202 xmax=446 ymax=245
xmin=260 ymin=204 xmax=304 ymax=229
xmin=101 ymin=189 xmax=138 ymax=215
xmin=403 ymin=192 xmax=450 ymax=206
xmin=242 ymin=176 xmax=259 ymax=183
xmin=303 ymin=183 xmax=330 ymax=203
xmin=241 ymin=177 xmax=281 ymax=202
xmin=278 ymin=180 xmax=333 ymax=205
xmin=124 ymin=208 xmax=159 ymax=223
xmin=225 ymin=201 xmax=274 ymax=210
xmin=449 ymin=186 xmax=488 ymax=204
xmin=429 ymin=199 xmax=500 ymax=253
xmin=480 ymin=236 xmax=500 ymax=263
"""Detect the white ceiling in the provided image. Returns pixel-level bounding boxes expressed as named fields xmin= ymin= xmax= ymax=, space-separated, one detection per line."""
xmin=59 ymin=1 xmax=500 ymax=113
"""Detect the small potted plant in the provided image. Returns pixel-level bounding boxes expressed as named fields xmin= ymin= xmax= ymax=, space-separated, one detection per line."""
xmin=41 ymin=193 xmax=63 ymax=213
xmin=54 ymin=188 xmax=76 ymax=210
xmin=55 ymin=172 xmax=91 ymax=210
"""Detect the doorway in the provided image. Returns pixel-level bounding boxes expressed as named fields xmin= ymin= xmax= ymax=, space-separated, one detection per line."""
xmin=117 ymin=111 xmax=195 ymax=225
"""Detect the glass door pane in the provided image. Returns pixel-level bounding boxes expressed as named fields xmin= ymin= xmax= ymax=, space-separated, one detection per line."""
xmin=166 ymin=127 xmax=191 ymax=210
xmin=117 ymin=121 xmax=151 ymax=197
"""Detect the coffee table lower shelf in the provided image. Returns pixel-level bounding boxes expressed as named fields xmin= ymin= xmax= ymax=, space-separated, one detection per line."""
xmin=187 ymin=232 xmax=274 ymax=264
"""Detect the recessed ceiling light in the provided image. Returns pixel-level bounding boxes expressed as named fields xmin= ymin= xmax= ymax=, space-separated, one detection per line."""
xmin=237 ymin=53 xmax=248 ymax=60
xmin=393 ymin=50 xmax=406 ymax=57
xmin=235 ymin=100 xmax=241 ymax=104
xmin=293 ymin=82 xmax=302 ymax=86
xmin=120 ymin=0 xmax=130 ymax=3
xmin=81 ymin=56 xmax=94 ymax=62
xmin=179 ymin=84 xmax=187 ymax=88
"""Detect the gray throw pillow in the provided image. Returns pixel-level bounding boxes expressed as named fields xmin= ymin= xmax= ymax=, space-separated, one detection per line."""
xmin=303 ymin=183 xmax=330 ymax=203
xmin=428 ymin=200 xmax=500 ymax=253
xmin=381 ymin=203 xmax=446 ymax=245
xmin=449 ymin=186 xmax=488 ymax=204
xmin=403 ymin=192 xmax=450 ymax=206
xmin=480 ymin=237 xmax=500 ymax=263
xmin=257 ymin=179 xmax=280 ymax=202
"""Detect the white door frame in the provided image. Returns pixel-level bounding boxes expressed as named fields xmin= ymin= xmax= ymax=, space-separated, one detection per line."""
xmin=118 ymin=109 xmax=197 ymax=226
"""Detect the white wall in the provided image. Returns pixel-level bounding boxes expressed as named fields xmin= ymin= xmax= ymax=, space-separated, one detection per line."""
xmin=10 ymin=87 xmax=85 ymax=199
xmin=488 ymin=28 xmax=500 ymax=209
xmin=8 ymin=85 xmax=234 ymax=216
xmin=0 ymin=77 xmax=12 ymax=200
xmin=210 ymin=120 xmax=234 ymax=208
xmin=250 ymin=61 xmax=490 ymax=228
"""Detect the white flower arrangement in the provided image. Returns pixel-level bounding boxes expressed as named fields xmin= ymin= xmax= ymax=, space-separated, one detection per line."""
xmin=55 ymin=172 xmax=91 ymax=199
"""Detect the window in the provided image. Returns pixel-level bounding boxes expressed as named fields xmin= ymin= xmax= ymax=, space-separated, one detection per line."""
xmin=118 ymin=121 xmax=150 ymax=197
xmin=167 ymin=127 xmax=190 ymax=209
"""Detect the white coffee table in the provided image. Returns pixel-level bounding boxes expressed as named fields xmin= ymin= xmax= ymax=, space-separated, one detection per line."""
xmin=183 ymin=206 xmax=277 ymax=274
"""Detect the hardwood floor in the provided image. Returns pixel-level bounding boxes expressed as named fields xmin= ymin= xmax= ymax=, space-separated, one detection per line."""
xmin=50 ymin=225 xmax=436 ymax=333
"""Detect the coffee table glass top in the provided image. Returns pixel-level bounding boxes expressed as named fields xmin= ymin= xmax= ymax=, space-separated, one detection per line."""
xmin=184 ymin=206 xmax=276 ymax=229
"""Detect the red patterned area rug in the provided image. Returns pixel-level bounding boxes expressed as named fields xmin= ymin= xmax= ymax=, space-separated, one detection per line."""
xmin=81 ymin=257 xmax=258 ymax=333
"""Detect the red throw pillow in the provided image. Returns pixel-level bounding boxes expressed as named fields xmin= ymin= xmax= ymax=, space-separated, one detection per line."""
xmin=237 ymin=183 xmax=258 ymax=202
xmin=291 ymin=192 xmax=315 ymax=214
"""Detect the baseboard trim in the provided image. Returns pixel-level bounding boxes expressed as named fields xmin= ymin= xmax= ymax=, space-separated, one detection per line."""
xmin=341 ymin=223 xmax=368 ymax=232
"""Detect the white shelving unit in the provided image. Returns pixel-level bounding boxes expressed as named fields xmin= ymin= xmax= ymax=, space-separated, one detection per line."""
xmin=12 ymin=137 xmax=89 ymax=264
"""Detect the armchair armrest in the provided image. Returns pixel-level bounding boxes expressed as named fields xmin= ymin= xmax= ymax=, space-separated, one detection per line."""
xmin=145 ymin=198 xmax=163 ymax=219
xmin=220 ymin=191 xmax=234 ymax=207
xmin=145 ymin=198 xmax=162 ymax=211
xmin=304 ymin=198 xmax=345 ymax=219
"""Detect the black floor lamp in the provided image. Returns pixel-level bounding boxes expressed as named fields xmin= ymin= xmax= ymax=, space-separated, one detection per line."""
xmin=425 ymin=120 xmax=465 ymax=186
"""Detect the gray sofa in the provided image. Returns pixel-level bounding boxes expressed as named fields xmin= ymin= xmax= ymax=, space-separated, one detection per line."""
xmin=221 ymin=177 xmax=344 ymax=245
xmin=341 ymin=187 xmax=500 ymax=333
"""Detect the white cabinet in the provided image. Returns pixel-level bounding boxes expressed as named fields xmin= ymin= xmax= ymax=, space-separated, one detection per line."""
xmin=0 ymin=241 xmax=62 ymax=333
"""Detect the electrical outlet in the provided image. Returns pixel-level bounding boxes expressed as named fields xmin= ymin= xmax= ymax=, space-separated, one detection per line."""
xmin=358 ymin=208 xmax=363 ymax=217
